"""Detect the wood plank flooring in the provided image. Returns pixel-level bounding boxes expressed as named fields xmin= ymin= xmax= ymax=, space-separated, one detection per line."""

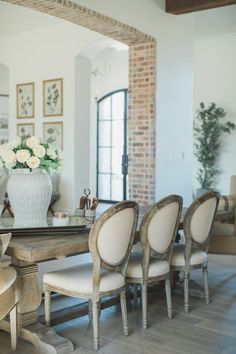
xmin=0 ymin=254 xmax=236 ymax=354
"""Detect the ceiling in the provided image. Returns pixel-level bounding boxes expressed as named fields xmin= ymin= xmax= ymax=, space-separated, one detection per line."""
xmin=0 ymin=0 xmax=236 ymax=40
xmin=193 ymin=4 xmax=236 ymax=39
xmin=0 ymin=1 xmax=59 ymax=37
xmin=166 ymin=0 xmax=236 ymax=14
xmin=0 ymin=1 xmax=128 ymax=58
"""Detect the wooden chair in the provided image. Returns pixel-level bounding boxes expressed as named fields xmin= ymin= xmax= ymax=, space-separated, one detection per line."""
xmin=0 ymin=233 xmax=19 ymax=351
xmin=43 ymin=200 xmax=139 ymax=350
xmin=171 ymin=192 xmax=219 ymax=313
xmin=126 ymin=195 xmax=183 ymax=329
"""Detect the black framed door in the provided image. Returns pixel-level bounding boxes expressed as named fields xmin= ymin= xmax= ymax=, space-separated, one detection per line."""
xmin=97 ymin=89 xmax=128 ymax=202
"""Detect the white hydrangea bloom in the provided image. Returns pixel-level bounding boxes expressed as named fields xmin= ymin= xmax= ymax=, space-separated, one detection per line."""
xmin=26 ymin=136 xmax=40 ymax=149
xmin=7 ymin=136 xmax=21 ymax=150
xmin=26 ymin=156 xmax=40 ymax=169
xmin=2 ymin=150 xmax=16 ymax=169
xmin=33 ymin=145 xmax=46 ymax=158
xmin=47 ymin=147 xmax=57 ymax=160
xmin=0 ymin=136 xmax=62 ymax=172
xmin=16 ymin=149 xmax=31 ymax=163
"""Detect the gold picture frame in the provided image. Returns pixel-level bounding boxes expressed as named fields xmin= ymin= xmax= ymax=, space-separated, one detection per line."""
xmin=43 ymin=122 xmax=63 ymax=150
xmin=17 ymin=123 xmax=35 ymax=141
xmin=43 ymin=78 xmax=63 ymax=117
xmin=16 ymin=82 xmax=35 ymax=119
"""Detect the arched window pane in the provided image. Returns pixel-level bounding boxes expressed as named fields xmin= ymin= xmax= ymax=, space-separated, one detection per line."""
xmin=97 ymin=89 xmax=128 ymax=202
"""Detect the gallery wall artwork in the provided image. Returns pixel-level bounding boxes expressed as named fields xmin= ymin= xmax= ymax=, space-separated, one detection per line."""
xmin=43 ymin=78 xmax=63 ymax=117
xmin=17 ymin=123 xmax=35 ymax=141
xmin=16 ymin=82 xmax=35 ymax=119
xmin=43 ymin=122 xmax=63 ymax=150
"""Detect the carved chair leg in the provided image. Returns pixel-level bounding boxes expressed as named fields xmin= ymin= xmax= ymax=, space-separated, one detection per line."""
xmin=120 ymin=290 xmax=128 ymax=336
xmin=10 ymin=304 xmax=17 ymax=351
xmin=92 ymin=300 xmax=99 ymax=350
xmin=141 ymin=284 xmax=148 ymax=329
xmin=165 ymin=275 xmax=173 ymax=319
xmin=44 ymin=287 xmax=51 ymax=327
xmin=203 ymin=266 xmax=210 ymax=304
xmin=184 ymin=272 xmax=190 ymax=313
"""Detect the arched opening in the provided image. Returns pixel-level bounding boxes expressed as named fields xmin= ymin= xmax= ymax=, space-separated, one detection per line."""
xmin=0 ymin=63 xmax=9 ymax=146
xmin=2 ymin=0 xmax=156 ymax=206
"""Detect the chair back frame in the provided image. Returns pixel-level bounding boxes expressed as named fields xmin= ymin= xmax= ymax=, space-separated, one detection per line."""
xmin=88 ymin=201 xmax=139 ymax=300
xmin=183 ymin=192 xmax=219 ymax=272
xmin=0 ymin=232 xmax=19 ymax=351
xmin=140 ymin=195 xmax=183 ymax=281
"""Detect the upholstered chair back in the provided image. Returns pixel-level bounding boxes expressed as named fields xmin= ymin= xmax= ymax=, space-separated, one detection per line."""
xmin=141 ymin=195 xmax=183 ymax=260
xmin=89 ymin=201 xmax=138 ymax=270
xmin=184 ymin=192 xmax=219 ymax=248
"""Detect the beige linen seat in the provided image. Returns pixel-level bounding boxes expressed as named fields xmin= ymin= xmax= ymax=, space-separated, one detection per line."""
xmin=126 ymin=195 xmax=183 ymax=329
xmin=171 ymin=192 xmax=219 ymax=313
xmin=0 ymin=233 xmax=19 ymax=351
xmin=43 ymin=200 xmax=138 ymax=350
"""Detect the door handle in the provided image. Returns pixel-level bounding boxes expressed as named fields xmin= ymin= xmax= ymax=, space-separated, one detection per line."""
xmin=122 ymin=154 xmax=128 ymax=175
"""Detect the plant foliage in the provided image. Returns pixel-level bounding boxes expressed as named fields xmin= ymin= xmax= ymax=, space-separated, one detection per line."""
xmin=194 ymin=102 xmax=235 ymax=189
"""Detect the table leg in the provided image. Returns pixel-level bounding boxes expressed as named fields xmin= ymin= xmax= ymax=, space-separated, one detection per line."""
xmin=10 ymin=259 xmax=74 ymax=354
xmin=13 ymin=260 xmax=41 ymax=327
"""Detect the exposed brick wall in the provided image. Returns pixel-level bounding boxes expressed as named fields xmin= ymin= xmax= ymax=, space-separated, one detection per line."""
xmin=4 ymin=0 xmax=156 ymax=206
xmin=128 ymin=42 xmax=156 ymax=205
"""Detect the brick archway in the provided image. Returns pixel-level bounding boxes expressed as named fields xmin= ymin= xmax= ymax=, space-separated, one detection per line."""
xmin=4 ymin=0 xmax=156 ymax=205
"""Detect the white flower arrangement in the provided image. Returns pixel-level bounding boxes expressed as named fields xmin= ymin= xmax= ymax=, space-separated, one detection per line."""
xmin=0 ymin=136 xmax=63 ymax=172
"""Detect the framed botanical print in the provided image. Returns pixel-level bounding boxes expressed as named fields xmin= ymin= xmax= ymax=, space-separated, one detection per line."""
xmin=43 ymin=122 xmax=63 ymax=150
xmin=17 ymin=123 xmax=35 ymax=141
xmin=0 ymin=114 xmax=9 ymax=144
xmin=43 ymin=78 xmax=63 ymax=117
xmin=16 ymin=82 xmax=35 ymax=119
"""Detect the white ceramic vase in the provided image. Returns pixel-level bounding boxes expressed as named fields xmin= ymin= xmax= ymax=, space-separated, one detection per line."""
xmin=7 ymin=168 xmax=52 ymax=228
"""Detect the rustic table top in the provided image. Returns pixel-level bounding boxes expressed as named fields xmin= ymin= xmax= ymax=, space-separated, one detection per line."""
xmin=4 ymin=208 xmax=234 ymax=264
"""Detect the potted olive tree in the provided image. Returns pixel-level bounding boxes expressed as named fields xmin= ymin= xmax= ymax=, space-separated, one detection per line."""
xmin=194 ymin=102 xmax=235 ymax=195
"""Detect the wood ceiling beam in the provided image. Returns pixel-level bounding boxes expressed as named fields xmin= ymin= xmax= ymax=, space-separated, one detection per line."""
xmin=166 ymin=0 xmax=236 ymax=14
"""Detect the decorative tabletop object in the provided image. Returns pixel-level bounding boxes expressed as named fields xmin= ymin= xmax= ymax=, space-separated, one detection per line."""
xmin=0 ymin=136 xmax=63 ymax=227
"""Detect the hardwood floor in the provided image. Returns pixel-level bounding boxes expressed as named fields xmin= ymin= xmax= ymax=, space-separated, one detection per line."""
xmin=0 ymin=254 xmax=236 ymax=354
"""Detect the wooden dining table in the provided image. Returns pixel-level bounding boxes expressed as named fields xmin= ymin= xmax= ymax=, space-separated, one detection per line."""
xmin=0 ymin=208 xmax=234 ymax=353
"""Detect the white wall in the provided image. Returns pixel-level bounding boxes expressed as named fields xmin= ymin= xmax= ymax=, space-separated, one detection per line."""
xmin=0 ymin=64 xmax=9 ymax=148
xmin=194 ymin=33 xmax=236 ymax=194
xmin=75 ymin=56 xmax=91 ymax=200
xmin=1 ymin=0 xmax=197 ymax=208
xmin=0 ymin=19 xmax=106 ymax=211
xmin=0 ymin=64 xmax=9 ymax=94
xmin=73 ymin=0 xmax=195 ymax=205
xmin=2 ymin=0 xmax=236 ymax=210
xmin=89 ymin=48 xmax=129 ymax=195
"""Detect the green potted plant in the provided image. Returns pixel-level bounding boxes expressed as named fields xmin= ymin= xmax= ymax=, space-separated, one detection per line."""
xmin=194 ymin=102 xmax=235 ymax=195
